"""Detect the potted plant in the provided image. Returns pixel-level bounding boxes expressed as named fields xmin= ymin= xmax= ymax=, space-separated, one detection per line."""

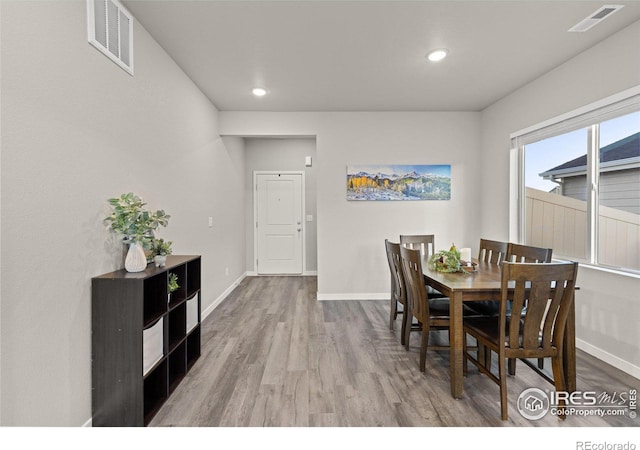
xmin=104 ymin=192 xmax=170 ymax=272
xmin=168 ymin=272 xmax=179 ymax=303
xmin=151 ymin=238 xmax=173 ymax=267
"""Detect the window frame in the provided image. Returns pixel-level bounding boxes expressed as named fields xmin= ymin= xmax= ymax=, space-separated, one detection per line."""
xmin=510 ymin=86 xmax=640 ymax=276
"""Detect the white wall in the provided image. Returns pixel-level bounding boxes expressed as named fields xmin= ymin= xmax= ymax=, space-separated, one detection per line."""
xmin=480 ymin=20 xmax=640 ymax=376
xmin=315 ymin=113 xmax=482 ymax=298
xmin=0 ymin=1 xmax=245 ymax=425
xmin=244 ymin=138 xmax=317 ymax=273
xmin=220 ymin=112 xmax=482 ymax=298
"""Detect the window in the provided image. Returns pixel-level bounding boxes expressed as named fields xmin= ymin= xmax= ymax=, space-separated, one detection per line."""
xmin=598 ymin=113 xmax=640 ymax=271
xmin=513 ymin=91 xmax=640 ymax=274
xmin=524 ymin=127 xmax=590 ymax=261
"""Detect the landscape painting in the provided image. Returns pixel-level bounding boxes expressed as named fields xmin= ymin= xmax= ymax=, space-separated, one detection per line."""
xmin=347 ymin=164 xmax=451 ymax=201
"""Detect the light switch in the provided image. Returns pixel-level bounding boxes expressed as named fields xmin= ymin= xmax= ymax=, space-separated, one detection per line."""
xmin=208 ymin=217 xmax=213 ymax=227
xmin=306 ymin=215 xmax=313 ymax=222
xmin=305 ymin=156 xmax=312 ymax=167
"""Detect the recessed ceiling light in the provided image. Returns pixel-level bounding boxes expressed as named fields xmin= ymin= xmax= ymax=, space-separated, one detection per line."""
xmin=427 ymin=49 xmax=448 ymax=62
xmin=252 ymin=87 xmax=267 ymax=97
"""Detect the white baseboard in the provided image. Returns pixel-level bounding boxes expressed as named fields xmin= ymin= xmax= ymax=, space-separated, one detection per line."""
xmin=201 ymin=272 xmax=247 ymax=321
xmin=316 ymin=292 xmax=388 ymax=301
xmin=576 ymin=338 xmax=640 ymax=380
xmin=82 ymin=417 xmax=92 ymax=427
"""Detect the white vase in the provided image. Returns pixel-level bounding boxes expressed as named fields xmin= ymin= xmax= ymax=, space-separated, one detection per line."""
xmin=125 ymin=242 xmax=147 ymax=272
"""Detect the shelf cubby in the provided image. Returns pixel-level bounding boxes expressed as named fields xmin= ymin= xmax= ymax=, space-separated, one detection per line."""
xmin=143 ymin=360 xmax=168 ymax=425
xmin=168 ymin=302 xmax=187 ymax=352
xmin=186 ymin=327 xmax=201 ymax=370
xmin=186 ymin=258 xmax=201 ymax=298
xmin=168 ymin=264 xmax=187 ymax=305
xmin=143 ymin=273 xmax=168 ymax=326
xmin=168 ymin=341 xmax=187 ymax=394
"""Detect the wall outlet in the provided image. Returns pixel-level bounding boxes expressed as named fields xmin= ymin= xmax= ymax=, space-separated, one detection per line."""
xmin=225 ymin=267 xmax=229 ymax=276
xmin=208 ymin=216 xmax=213 ymax=227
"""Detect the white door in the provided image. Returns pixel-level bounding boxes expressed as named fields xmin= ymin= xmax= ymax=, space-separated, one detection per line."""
xmin=256 ymin=172 xmax=303 ymax=274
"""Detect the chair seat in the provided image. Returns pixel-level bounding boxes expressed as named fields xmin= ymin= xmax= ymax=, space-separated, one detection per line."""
xmin=464 ymin=316 xmax=545 ymax=351
xmin=427 ymin=286 xmax=447 ymax=298
xmin=428 ymin=298 xmax=485 ymax=318
xmin=466 ymin=300 xmax=527 ymax=317
xmin=463 ymin=316 xmax=502 ymax=345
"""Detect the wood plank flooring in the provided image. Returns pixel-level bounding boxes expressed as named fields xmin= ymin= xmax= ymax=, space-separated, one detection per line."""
xmin=149 ymin=276 xmax=640 ymax=427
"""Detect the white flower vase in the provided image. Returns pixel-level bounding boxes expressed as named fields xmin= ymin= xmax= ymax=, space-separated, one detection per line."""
xmin=125 ymin=242 xmax=147 ymax=272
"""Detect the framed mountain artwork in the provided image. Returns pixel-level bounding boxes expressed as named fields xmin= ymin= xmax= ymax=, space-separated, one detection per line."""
xmin=347 ymin=165 xmax=451 ymax=201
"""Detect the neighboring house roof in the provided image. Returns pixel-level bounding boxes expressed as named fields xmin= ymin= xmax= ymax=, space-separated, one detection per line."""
xmin=540 ymin=131 xmax=640 ymax=179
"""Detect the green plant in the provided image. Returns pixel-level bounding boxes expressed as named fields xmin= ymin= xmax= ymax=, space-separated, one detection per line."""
xmin=151 ymin=238 xmax=173 ymax=257
xmin=104 ymin=192 xmax=170 ymax=249
xmin=428 ymin=249 xmax=461 ymax=273
xmin=168 ymin=273 xmax=179 ymax=293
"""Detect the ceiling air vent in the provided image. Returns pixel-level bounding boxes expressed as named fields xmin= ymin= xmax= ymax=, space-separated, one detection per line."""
xmin=87 ymin=0 xmax=134 ymax=75
xmin=568 ymin=5 xmax=624 ymax=32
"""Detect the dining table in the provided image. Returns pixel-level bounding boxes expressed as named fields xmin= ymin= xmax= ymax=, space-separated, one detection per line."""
xmin=421 ymin=257 xmax=577 ymax=399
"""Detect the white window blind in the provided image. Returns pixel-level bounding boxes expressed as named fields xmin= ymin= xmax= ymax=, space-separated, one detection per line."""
xmin=511 ymin=88 xmax=640 ymax=147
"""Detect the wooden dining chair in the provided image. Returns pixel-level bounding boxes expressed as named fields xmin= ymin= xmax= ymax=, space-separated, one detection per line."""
xmin=470 ymin=241 xmax=554 ymax=372
xmin=507 ymin=243 xmax=553 ymax=263
xmin=466 ymin=238 xmax=510 ymax=314
xmin=463 ymin=261 xmax=579 ymax=420
xmin=506 ymin=243 xmax=554 ymax=371
xmin=399 ymin=246 xmax=451 ymax=371
xmin=478 ymin=238 xmax=509 ymax=264
xmin=467 ymin=239 xmax=510 ymax=366
xmin=399 ymin=234 xmax=446 ymax=298
xmin=385 ymin=239 xmax=410 ymax=345
xmin=399 ymin=234 xmax=436 ymax=259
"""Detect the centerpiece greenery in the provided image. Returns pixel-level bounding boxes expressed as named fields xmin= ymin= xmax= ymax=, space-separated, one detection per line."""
xmin=428 ymin=243 xmax=462 ymax=273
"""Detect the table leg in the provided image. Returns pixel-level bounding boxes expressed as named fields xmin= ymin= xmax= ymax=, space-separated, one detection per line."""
xmin=563 ymin=296 xmax=577 ymax=393
xmin=449 ymin=292 xmax=464 ymax=398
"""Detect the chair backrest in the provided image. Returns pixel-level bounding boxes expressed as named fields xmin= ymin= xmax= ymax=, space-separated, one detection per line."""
xmin=507 ymin=243 xmax=553 ymax=263
xmin=478 ymin=239 xmax=509 ymax=264
xmin=499 ymin=261 xmax=578 ymax=356
xmin=400 ymin=234 xmax=435 ymax=261
xmin=385 ymin=239 xmax=405 ymax=306
xmin=399 ymin=246 xmax=429 ymax=323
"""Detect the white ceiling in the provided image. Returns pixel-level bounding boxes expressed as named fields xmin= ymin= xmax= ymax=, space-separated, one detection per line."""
xmin=123 ymin=1 xmax=640 ymax=112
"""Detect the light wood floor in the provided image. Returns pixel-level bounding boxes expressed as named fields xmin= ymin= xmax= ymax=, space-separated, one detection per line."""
xmin=149 ymin=276 xmax=639 ymax=427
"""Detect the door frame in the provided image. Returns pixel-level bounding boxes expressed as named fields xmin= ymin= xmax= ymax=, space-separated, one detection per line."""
xmin=253 ymin=170 xmax=306 ymax=275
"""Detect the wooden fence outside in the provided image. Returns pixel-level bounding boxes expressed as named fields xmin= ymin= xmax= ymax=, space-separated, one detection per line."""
xmin=525 ymin=187 xmax=640 ymax=271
